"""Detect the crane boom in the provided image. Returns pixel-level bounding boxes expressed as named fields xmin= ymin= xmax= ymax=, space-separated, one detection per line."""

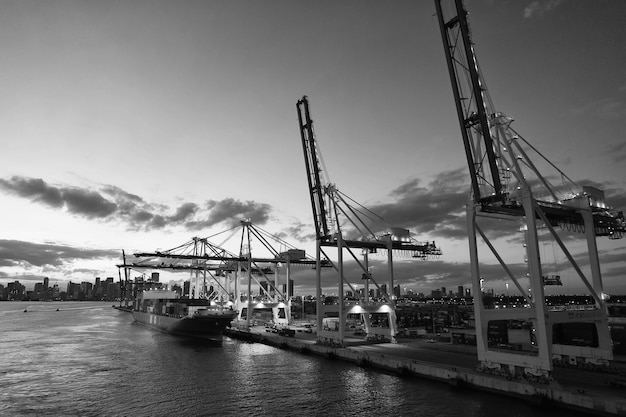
xmin=297 ymin=96 xmax=331 ymax=242
xmin=435 ymin=0 xmax=502 ymax=204
xmin=435 ymin=0 xmax=625 ymax=238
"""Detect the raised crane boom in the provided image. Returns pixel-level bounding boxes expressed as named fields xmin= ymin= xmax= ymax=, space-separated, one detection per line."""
xmin=435 ymin=0 xmax=625 ymax=238
xmin=435 ymin=0 xmax=501 ymax=204
xmin=297 ymin=96 xmax=331 ymax=242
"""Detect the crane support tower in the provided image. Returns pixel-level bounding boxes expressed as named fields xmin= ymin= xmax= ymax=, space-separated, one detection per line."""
xmin=297 ymin=96 xmax=442 ymax=346
xmin=435 ymin=0 xmax=625 ymax=380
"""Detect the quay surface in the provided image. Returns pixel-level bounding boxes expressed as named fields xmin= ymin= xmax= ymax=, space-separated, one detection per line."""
xmin=225 ymin=326 xmax=626 ymax=416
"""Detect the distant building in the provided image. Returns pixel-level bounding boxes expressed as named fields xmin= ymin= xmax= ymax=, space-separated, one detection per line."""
xmin=7 ymin=281 xmax=26 ymax=300
xmin=393 ymin=285 xmax=401 ymax=298
xmin=80 ymin=281 xmax=93 ymax=299
xmin=66 ymin=281 xmax=80 ymax=300
xmin=106 ymin=279 xmax=119 ymax=301
xmin=52 ymin=284 xmax=60 ymax=300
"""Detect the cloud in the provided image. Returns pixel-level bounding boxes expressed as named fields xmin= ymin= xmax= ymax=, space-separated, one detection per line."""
xmin=276 ymin=220 xmax=316 ymax=243
xmin=63 ymin=188 xmax=118 ymax=218
xmin=0 ymin=239 xmax=119 ymax=268
xmin=367 ymin=168 xmax=470 ymax=240
xmin=523 ymin=0 xmax=564 ymax=19
xmin=0 ymin=175 xmax=275 ymax=232
xmin=199 ymin=198 xmax=272 ymax=228
xmin=0 ymin=176 xmax=63 ymax=207
xmin=0 ymin=176 xmax=117 ymax=218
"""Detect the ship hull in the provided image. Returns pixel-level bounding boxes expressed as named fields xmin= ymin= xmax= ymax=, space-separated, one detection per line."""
xmin=132 ymin=310 xmax=235 ymax=343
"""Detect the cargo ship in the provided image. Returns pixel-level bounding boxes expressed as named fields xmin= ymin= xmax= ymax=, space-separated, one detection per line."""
xmin=132 ymin=289 xmax=237 ymax=343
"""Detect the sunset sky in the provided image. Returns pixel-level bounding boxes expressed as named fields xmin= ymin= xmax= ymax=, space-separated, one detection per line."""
xmin=1 ymin=0 xmax=625 ymax=296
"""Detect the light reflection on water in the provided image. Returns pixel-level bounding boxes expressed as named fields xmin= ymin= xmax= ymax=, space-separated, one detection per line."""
xmin=0 ymin=302 xmax=587 ymax=417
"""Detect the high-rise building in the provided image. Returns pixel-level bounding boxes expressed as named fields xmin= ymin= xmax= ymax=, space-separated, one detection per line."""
xmin=375 ymin=284 xmax=388 ymax=299
xmin=52 ymin=284 xmax=60 ymax=299
xmin=7 ymin=281 xmax=26 ymax=300
xmin=457 ymin=285 xmax=464 ymax=297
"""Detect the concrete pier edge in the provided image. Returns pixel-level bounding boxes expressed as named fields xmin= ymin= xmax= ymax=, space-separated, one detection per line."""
xmin=224 ymin=328 xmax=626 ymax=416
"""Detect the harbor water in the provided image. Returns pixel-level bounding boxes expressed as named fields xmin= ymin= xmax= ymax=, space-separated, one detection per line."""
xmin=0 ymin=302 xmax=589 ymax=416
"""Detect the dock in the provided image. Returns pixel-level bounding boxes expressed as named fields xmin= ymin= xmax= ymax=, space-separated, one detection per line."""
xmin=225 ymin=326 xmax=626 ymax=416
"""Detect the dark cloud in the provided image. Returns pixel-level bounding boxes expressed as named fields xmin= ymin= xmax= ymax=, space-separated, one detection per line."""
xmin=0 ymin=176 xmax=116 ymax=218
xmin=0 ymin=176 xmax=63 ymax=207
xmin=199 ymin=198 xmax=272 ymax=228
xmin=171 ymin=202 xmax=199 ymax=223
xmin=0 ymin=239 xmax=119 ymax=268
xmin=367 ymin=168 xmax=470 ymax=240
xmin=63 ymin=188 xmax=118 ymax=218
xmin=0 ymin=175 xmax=275 ymax=233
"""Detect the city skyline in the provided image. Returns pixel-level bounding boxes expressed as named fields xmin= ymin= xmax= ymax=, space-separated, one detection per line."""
xmin=0 ymin=1 xmax=624 ymax=295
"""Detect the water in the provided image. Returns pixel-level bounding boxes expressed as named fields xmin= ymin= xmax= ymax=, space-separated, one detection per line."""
xmin=0 ymin=302 xmax=588 ymax=417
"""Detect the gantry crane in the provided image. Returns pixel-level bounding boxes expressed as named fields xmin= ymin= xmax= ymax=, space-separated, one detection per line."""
xmin=297 ymin=96 xmax=442 ymax=346
xmin=118 ymin=220 xmax=323 ymax=329
xmin=435 ymin=0 xmax=625 ymax=380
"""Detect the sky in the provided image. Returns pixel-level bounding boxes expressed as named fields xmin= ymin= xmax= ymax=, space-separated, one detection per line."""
xmin=0 ymin=0 xmax=624 ymax=296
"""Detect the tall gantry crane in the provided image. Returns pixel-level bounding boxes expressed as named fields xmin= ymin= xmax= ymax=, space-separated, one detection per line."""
xmin=297 ymin=96 xmax=442 ymax=346
xmin=435 ymin=0 xmax=625 ymax=380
